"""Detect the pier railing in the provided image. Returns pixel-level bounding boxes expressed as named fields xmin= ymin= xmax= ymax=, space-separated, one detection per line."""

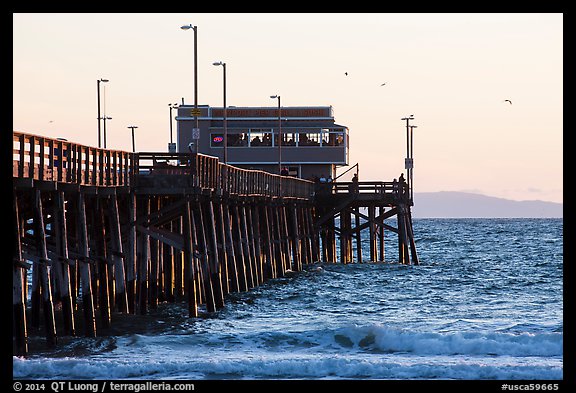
xmin=315 ymin=180 xmax=409 ymax=201
xmin=13 ymin=131 xmax=132 ymax=187
xmin=13 ymin=132 xmax=313 ymax=199
xmin=134 ymin=151 xmax=314 ymax=199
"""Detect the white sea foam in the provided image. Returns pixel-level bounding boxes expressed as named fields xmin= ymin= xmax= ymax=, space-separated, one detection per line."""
xmin=13 ymin=324 xmax=562 ymax=380
xmin=13 ymin=351 xmax=562 ymax=380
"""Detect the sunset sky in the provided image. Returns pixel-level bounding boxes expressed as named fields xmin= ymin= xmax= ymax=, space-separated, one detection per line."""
xmin=12 ymin=13 xmax=563 ymax=203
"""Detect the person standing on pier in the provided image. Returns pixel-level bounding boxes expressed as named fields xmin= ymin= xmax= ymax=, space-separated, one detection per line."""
xmin=398 ymin=173 xmax=406 ymax=198
xmin=351 ymin=173 xmax=359 ymax=194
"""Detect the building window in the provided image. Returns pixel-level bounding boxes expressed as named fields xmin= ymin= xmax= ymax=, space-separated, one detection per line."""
xmin=249 ymin=129 xmax=273 ymax=147
xmin=282 ymin=132 xmax=297 ymax=146
xmin=228 ymin=131 xmax=249 ymax=147
xmin=299 ymin=131 xmax=321 ymax=146
xmin=324 ymin=129 xmax=345 ymax=146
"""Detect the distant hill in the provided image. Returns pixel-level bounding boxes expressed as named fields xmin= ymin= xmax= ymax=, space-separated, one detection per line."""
xmin=411 ymin=191 xmax=563 ymax=218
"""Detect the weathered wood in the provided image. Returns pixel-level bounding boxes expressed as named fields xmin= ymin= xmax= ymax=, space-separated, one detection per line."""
xmin=126 ymin=192 xmax=137 ymax=313
xmin=76 ymin=192 xmax=97 ymax=337
xmin=182 ymin=199 xmax=198 ymax=318
xmin=259 ymin=203 xmax=274 ymax=280
xmin=94 ymin=198 xmax=111 ymax=326
xmin=239 ymin=204 xmax=255 ymax=288
xmin=13 ymin=192 xmax=28 ymax=356
xmin=193 ymin=200 xmax=216 ymax=312
xmin=244 ymin=203 xmax=259 ymax=286
xmin=251 ymin=203 xmax=264 ymax=281
xmin=378 ymin=206 xmax=385 ymax=262
xmin=280 ymin=205 xmax=292 ymax=272
xmin=204 ymin=199 xmax=225 ymax=310
xmin=407 ymin=208 xmax=419 ymax=265
xmin=289 ymin=203 xmax=301 ymax=271
xmin=163 ymin=219 xmax=175 ymax=302
xmin=232 ymin=203 xmax=248 ymax=291
xmin=137 ymin=197 xmax=150 ymax=315
xmin=222 ymin=201 xmax=239 ymax=293
xmin=369 ymin=204 xmax=377 ymax=262
xmin=355 ymin=205 xmax=362 ymax=263
xmin=271 ymin=205 xmax=285 ymax=276
xmin=214 ymin=199 xmax=230 ymax=295
xmin=52 ymin=190 xmax=76 ymax=336
xmin=108 ymin=194 xmax=128 ymax=312
xmin=33 ymin=190 xmax=57 ymax=347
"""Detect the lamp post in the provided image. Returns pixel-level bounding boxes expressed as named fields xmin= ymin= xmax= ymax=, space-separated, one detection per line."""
xmin=128 ymin=126 xmax=138 ymax=153
xmin=213 ymin=61 xmax=227 ymax=165
xmin=97 ymin=78 xmax=109 ymax=148
xmin=181 ymin=24 xmax=199 ymax=155
xmin=102 ymin=116 xmax=112 ymax=149
xmin=401 ymin=115 xmax=415 ymax=203
xmin=270 ymin=95 xmax=281 ymax=174
xmin=409 ymin=124 xmax=417 ymax=202
xmin=168 ymin=103 xmax=178 ymax=152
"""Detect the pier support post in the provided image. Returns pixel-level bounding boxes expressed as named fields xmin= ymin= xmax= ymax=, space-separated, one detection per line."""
xmin=137 ymin=197 xmax=150 ymax=315
xmin=369 ymin=204 xmax=377 ymax=262
xmin=193 ymin=199 xmax=216 ymax=312
xmin=53 ymin=190 xmax=76 ymax=336
xmin=182 ymin=198 xmax=198 ymax=318
xmin=251 ymin=202 xmax=264 ymax=282
xmin=108 ymin=194 xmax=128 ymax=313
xmin=204 ymin=198 xmax=225 ymax=310
xmin=259 ymin=202 xmax=274 ymax=280
xmin=355 ymin=206 xmax=362 ymax=263
xmin=378 ymin=206 xmax=385 ymax=262
xmin=232 ymin=203 xmax=248 ymax=291
xmin=223 ymin=200 xmax=239 ymax=293
xmin=32 ymin=190 xmax=57 ymax=347
xmin=13 ymin=192 xmax=28 ymax=356
xmin=126 ymin=192 xmax=137 ymax=313
xmin=77 ymin=192 xmax=96 ymax=337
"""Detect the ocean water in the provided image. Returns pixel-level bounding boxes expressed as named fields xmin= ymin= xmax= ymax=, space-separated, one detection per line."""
xmin=13 ymin=218 xmax=563 ymax=381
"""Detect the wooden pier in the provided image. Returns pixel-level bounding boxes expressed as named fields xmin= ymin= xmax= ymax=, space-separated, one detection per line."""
xmin=12 ymin=131 xmax=418 ymax=356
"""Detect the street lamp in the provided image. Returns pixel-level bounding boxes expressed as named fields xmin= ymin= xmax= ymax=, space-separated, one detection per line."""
xmin=213 ymin=61 xmax=227 ymax=165
xmin=401 ymin=115 xmax=415 ymax=203
xmin=408 ymin=125 xmax=417 ymax=202
xmin=127 ymin=126 xmax=138 ymax=153
xmin=270 ymin=95 xmax=281 ymax=174
xmin=181 ymin=24 xmax=199 ymax=154
xmin=168 ymin=103 xmax=178 ymax=152
xmin=97 ymin=78 xmax=109 ymax=148
xmin=102 ymin=116 xmax=112 ymax=149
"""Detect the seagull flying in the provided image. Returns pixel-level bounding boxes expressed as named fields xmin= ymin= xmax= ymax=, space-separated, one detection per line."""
xmin=504 ymin=99 xmax=512 ymax=105
xmin=380 ymin=83 xmax=386 ymax=86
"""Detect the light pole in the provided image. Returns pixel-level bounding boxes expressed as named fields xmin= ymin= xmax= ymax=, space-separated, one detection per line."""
xmin=401 ymin=115 xmax=415 ymax=202
xmin=128 ymin=126 xmax=138 ymax=153
xmin=168 ymin=103 xmax=178 ymax=152
xmin=102 ymin=116 xmax=112 ymax=149
xmin=181 ymin=24 xmax=199 ymax=155
xmin=409 ymin=124 xmax=417 ymax=202
xmin=213 ymin=61 xmax=227 ymax=165
xmin=97 ymin=78 xmax=109 ymax=148
xmin=270 ymin=95 xmax=281 ymax=174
